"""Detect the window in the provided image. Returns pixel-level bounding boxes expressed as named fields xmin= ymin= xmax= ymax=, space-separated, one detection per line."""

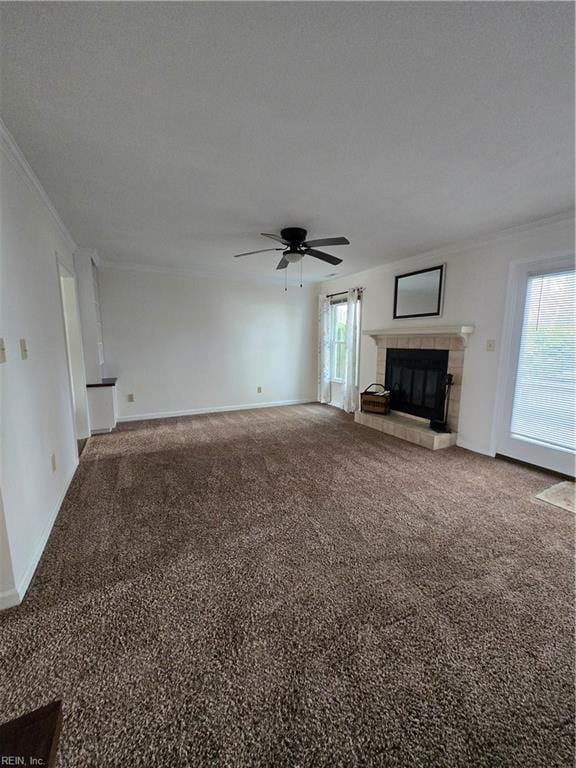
xmin=510 ymin=269 xmax=575 ymax=451
xmin=330 ymin=301 xmax=348 ymax=382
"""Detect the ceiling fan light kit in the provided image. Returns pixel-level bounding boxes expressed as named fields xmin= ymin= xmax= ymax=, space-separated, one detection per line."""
xmin=233 ymin=228 xmax=350 ymax=287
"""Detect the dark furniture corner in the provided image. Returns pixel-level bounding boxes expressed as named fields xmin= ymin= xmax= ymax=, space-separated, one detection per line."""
xmin=0 ymin=700 xmax=63 ymax=767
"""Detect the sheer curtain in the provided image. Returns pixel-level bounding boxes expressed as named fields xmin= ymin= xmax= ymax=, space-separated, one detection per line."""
xmin=342 ymin=288 xmax=361 ymax=413
xmin=318 ymin=295 xmax=331 ymax=403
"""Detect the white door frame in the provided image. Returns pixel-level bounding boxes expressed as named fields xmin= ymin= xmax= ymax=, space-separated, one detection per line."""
xmin=491 ymin=253 xmax=575 ymax=475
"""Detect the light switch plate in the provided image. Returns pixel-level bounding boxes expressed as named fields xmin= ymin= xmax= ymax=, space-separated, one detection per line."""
xmin=486 ymin=339 xmax=496 ymax=352
xmin=19 ymin=338 xmax=28 ymax=360
xmin=257 ymin=386 xmax=262 ymax=394
xmin=51 ymin=453 xmax=57 ymax=473
xmin=0 ymin=338 xmax=5 ymax=364
xmin=127 ymin=393 xmax=135 ymax=403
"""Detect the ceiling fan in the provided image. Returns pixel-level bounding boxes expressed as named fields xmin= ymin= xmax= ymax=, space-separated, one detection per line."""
xmin=233 ymin=228 xmax=350 ymax=270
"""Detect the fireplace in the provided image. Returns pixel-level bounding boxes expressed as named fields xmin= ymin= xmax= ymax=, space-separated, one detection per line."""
xmin=355 ymin=326 xmax=472 ymax=449
xmin=385 ymin=348 xmax=449 ymax=422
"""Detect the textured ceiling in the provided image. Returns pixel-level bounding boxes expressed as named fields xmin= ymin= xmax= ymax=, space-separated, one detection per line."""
xmin=0 ymin=2 xmax=573 ymax=283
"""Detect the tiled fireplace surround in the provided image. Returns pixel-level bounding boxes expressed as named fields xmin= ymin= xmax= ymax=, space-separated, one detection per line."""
xmin=354 ymin=327 xmax=473 ymax=450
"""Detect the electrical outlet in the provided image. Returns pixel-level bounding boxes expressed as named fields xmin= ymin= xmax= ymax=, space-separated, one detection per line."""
xmin=0 ymin=338 xmax=5 ymax=364
xmin=19 ymin=338 xmax=28 ymax=360
xmin=51 ymin=453 xmax=57 ymax=473
xmin=486 ymin=339 xmax=496 ymax=352
xmin=127 ymin=393 xmax=135 ymax=403
xmin=257 ymin=386 xmax=262 ymax=394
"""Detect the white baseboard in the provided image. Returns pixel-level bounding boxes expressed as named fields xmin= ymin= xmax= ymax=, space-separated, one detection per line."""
xmin=0 ymin=587 xmax=20 ymax=611
xmin=4 ymin=460 xmax=79 ymax=610
xmin=118 ymin=398 xmax=317 ymax=423
xmin=456 ymin=439 xmax=495 ymax=457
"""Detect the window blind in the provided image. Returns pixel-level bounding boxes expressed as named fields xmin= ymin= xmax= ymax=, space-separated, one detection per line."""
xmin=510 ymin=269 xmax=575 ymax=451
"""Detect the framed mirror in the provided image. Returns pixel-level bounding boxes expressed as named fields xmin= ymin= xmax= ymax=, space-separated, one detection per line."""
xmin=393 ymin=265 xmax=444 ymax=319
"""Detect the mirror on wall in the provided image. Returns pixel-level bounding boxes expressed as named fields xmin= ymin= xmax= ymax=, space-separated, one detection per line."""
xmin=393 ymin=265 xmax=444 ymax=319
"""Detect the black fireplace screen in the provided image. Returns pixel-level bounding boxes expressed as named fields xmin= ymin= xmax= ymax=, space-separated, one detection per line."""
xmin=385 ymin=348 xmax=449 ymax=421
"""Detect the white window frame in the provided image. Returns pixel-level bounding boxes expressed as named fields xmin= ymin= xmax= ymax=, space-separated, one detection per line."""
xmin=329 ymin=299 xmax=348 ymax=384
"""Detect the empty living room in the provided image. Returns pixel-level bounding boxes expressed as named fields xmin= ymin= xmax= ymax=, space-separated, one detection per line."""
xmin=0 ymin=2 xmax=574 ymax=766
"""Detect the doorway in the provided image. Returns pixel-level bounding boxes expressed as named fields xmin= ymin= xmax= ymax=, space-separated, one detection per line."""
xmin=497 ymin=258 xmax=575 ymax=476
xmin=57 ymin=261 xmax=90 ymax=448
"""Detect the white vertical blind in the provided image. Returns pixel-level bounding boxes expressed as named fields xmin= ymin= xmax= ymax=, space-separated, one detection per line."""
xmin=510 ymin=269 xmax=575 ymax=451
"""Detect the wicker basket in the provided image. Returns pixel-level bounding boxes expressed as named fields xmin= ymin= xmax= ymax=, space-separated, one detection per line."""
xmin=360 ymin=384 xmax=391 ymax=414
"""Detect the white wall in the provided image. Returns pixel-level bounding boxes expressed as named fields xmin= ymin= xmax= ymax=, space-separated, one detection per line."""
xmin=99 ymin=268 xmax=318 ymax=420
xmin=0 ymin=128 xmax=81 ymax=608
xmin=0 ymin=493 xmax=14 ymax=596
xmin=74 ymin=249 xmax=106 ymax=384
xmin=59 ymin=270 xmax=90 ymax=439
xmin=321 ymin=215 xmax=574 ymax=455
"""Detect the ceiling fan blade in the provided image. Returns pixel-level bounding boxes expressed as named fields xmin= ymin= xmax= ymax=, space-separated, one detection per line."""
xmin=304 ymin=248 xmax=343 ymax=266
xmin=261 ymin=233 xmax=288 ymax=245
xmin=276 ymin=256 xmax=289 ymax=270
xmin=303 ymin=236 xmax=350 ymax=248
xmin=233 ymin=248 xmax=283 ymax=257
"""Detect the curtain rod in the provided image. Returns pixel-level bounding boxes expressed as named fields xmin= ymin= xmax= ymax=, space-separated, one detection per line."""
xmin=326 ymin=288 xmax=364 ymax=299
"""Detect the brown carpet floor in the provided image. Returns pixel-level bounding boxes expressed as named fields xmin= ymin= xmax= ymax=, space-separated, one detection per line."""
xmin=0 ymin=404 xmax=573 ymax=767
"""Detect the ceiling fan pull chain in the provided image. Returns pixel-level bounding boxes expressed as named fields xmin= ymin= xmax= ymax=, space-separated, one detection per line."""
xmin=284 ymin=265 xmax=287 ymax=292
xmin=300 ymin=258 xmax=303 ymax=288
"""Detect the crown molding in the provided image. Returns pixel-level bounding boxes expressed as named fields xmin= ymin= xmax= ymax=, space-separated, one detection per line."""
xmin=404 ymin=210 xmax=574 ymax=262
xmin=0 ymin=117 xmax=77 ymax=252
xmin=98 ymin=258 xmax=318 ymax=288
xmin=322 ymin=210 xmax=575 ymax=285
xmin=100 ymin=207 xmax=573 ymax=288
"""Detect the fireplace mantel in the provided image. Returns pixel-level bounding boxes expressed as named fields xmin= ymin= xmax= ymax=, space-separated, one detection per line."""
xmin=363 ymin=325 xmax=475 ymax=348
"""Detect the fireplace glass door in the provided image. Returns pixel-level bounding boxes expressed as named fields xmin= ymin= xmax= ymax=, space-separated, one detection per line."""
xmin=385 ymin=349 xmax=449 ymax=422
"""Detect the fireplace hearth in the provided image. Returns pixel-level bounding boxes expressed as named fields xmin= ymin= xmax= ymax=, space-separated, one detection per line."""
xmin=385 ymin=348 xmax=449 ymax=423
